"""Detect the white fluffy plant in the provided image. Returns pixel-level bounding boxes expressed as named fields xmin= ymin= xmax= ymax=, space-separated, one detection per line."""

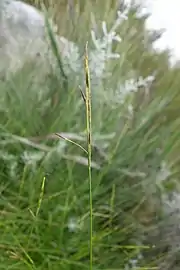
xmin=56 ymin=9 xmax=129 ymax=85
xmin=87 ymin=9 xmax=155 ymax=112
xmin=89 ymin=10 xmax=127 ymax=81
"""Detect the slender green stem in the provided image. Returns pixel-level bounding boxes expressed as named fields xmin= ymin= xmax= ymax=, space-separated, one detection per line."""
xmin=84 ymin=42 xmax=93 ymax=270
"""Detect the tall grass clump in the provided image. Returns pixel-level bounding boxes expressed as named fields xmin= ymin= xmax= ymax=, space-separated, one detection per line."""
xmin=1 ymin=1 xmax=180 ymax=270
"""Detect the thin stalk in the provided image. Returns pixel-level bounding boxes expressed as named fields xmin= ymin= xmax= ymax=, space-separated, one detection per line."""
xmin=84 ymin=42 xmax=93 ymax=270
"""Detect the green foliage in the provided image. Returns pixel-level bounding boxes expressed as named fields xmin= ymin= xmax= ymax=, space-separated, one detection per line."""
xmin=1 ymin=1 xmax=180 ymax=270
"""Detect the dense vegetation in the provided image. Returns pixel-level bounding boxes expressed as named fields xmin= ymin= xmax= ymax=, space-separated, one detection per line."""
xmin=1 ymin=1 xmax=180 ymax=269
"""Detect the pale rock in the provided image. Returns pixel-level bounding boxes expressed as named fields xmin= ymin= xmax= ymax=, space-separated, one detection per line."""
xmin=0 ymin=0 xmax=70 ymax=78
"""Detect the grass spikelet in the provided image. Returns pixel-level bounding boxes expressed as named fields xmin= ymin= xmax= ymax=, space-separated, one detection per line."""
xmin=84 ymin=42 xmax=93 ymax=270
